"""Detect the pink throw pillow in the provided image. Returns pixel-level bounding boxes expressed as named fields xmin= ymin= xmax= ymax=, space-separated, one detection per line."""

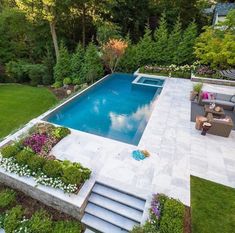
xmin=201 ymin=91 xmax=209 ymax=99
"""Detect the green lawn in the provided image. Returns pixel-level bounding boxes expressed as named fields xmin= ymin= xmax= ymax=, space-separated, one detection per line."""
xmin=0 ymin=84 xmax=57 ymax=139
xmin=191 ymin=176 xmax=235 ymax=233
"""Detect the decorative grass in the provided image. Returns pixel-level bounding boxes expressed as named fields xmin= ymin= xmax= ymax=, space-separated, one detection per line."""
xmin=0 ymin=84 xmax=57 ymax=139
xmin=191 ymin=176 xmax=235 ymax=233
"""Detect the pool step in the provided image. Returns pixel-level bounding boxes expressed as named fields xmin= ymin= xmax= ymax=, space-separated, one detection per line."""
xmin=82 ymin=182 xmax=146 ymax=233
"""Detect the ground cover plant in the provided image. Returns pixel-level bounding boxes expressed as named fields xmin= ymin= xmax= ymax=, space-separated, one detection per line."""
xmin=0 ymin=184 xmax=83 ymax=233
xmin=131 ymin=194 xmax=189 ymax=233
xmin=139 ymin=63 xmax=198 ymax=79
xmin=0 ymin=85 xmax=57 ymax=140
xmin=0 ymin=123 xmax=91 ymax=193
xmin=191 ymin=176 xmax=235 ymax=233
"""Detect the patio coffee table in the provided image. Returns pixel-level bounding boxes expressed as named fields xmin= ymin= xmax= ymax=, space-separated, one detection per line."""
xmin=204 ymin=105 xmax=225 ymax=118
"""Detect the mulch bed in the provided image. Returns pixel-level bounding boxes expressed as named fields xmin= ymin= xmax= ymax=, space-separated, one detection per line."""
xmin=0 ymin=182 xmax=76 ymax=221
xmin=184 ymin=206 xmax=192 ymax=233
xmin=48 ymin=86 xmax=74 ymax=100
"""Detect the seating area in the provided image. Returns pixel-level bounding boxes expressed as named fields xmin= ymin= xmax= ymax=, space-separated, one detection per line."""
xmin=198 ymin=92 xmax=235 ymax=111
xmin=192 ymin=89 xmax=235 ymax=137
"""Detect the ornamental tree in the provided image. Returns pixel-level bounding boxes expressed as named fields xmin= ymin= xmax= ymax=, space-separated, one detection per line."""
xmin=102 ymin=39 xmax=128 ymax=73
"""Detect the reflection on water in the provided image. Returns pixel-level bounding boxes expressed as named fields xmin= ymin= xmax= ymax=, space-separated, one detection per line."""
xmin=109 ymin=102 xmax=154 ymax=132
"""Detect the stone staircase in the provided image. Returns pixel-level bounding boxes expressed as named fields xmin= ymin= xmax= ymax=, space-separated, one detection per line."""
xmin=82 ymin=182 xmax=146 ymax=233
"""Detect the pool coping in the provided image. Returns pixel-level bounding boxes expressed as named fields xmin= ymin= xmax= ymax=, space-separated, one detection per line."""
xmin=132 ymin=74 xmax=165 ymax=88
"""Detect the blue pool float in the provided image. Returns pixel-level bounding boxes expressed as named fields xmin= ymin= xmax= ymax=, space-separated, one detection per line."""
xmin=132 ymin=150 xmax=146 ymax=161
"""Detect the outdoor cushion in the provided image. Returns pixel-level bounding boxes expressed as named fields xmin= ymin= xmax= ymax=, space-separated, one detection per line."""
xmin=216 ymin=93 xmax=231 ymax=101
xmin=202 ymin=99 xmax=215 ymax=104
xmin=214 ymin=99 xmax=235 ymax=107
xmin=230 ymin=95 xmax=235 ymax=103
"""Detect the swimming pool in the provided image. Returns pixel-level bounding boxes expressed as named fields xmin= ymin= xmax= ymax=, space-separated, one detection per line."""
xmin=45 ymin=73 xmax=164 ymax=145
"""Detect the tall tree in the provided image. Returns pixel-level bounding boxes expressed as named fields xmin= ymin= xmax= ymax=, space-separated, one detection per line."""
xmin=177 ymin=22 xmax=197 ymax=64
xmin=165 ymin=16 xmax=182 ymax=64
xmin=54 ymin=42 xmax=71 ymax=82
xmin=70 ymin=43 xmax=85 ymax=82
xmin=15 ymin=0 xmax=70 ymax=61
xmin=80 ymin=43 xmax=104 ymax=84
xmin=154 ymin=13 xmax=169 ymax=65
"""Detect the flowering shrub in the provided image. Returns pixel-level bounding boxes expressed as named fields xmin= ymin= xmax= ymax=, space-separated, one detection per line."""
xmin=0 ymin=123 xmax=91 ymax=194
xmin=131 ymin=194 xmax=184 ymax=233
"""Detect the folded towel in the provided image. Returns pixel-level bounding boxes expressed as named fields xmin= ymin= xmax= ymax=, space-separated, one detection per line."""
xmin=132 ymin=150 xmax=145 ymax=161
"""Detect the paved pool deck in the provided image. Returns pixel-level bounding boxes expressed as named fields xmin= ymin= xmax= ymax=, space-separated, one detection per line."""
xmin=51 ymin=75 xmax=235 ymax=207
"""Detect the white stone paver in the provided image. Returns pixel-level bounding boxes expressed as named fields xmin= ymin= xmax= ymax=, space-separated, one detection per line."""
xmin=51 ymin=76 xmax=235 ymax=208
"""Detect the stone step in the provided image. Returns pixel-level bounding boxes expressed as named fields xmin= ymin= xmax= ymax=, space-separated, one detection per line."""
xmin=92 ymin=183 xmax=145 ymax=211
xmin=85 ymin=203 xmax=139 ymax=231
xmin=89 ymin=193 xmax=143 ymax=222
xmin=84 ymin=228 xmax=96 ymax=233
xmin=82 ymin=213 xmax=128 ymax=233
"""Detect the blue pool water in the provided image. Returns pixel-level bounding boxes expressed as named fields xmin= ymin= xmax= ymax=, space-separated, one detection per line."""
xmin=45 ymin=73 xmax=162 ymax=145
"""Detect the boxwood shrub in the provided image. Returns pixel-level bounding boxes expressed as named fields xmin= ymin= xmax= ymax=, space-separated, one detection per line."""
xmin=15 ymin=149 xmax=35 ymax=165
xmin=0 ymin=144 xmax=21 ymax=158
xmin=159 ymin=198 xmax=184 ymax=233
xmin=43 ymin=160 xmax=63 ymax=178
xmin=62 ymin=166 xmax=82 ymax=185
xmin=27 ymin=155 xmax=46 ymax=172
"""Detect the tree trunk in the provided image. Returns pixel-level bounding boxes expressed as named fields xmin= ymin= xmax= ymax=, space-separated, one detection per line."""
xmin=49 ymin=21 xmax=59 ymax=61
xmin=82 ymin=5 xmax=86 ymax=48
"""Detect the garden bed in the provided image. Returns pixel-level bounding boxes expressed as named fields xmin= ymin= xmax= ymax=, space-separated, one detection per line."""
xmin=191 ymin=74 xmax=235 ymax=86
xmin=139 ymin=65 xmax=191 ymax=79
xmin=131 ymin=194 xmax=191 ymax=233
xmin=0 ymin=123 xmax=93 ymax=219
xmin=0 ymin=184 xmax=84 ymax=233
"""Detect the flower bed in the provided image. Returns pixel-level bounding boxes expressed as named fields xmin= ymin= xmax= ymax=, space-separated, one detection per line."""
xmin=0 ymin=123 xmax=91 ymax=194
xmin=139 ymin=64 xmax=193 ymax=79
xmin=131 ymin=194 xmax=186 ymax=233
xmin=0 ymin=187 xmax=82 ymax=233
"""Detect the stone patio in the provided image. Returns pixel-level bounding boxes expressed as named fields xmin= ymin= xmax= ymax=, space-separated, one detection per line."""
xmin=50 ymin=74 xmax=235 ymax=208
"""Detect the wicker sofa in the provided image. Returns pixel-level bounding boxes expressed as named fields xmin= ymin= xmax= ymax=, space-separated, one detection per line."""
xmin=207 ymin=113 xmax=234 ymax=137
xmin=198 ymin=92 xmax=235 ymax=111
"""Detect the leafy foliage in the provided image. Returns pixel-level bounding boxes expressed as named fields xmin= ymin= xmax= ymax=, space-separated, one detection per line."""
xmin=0 ymin=189 xmax=16 ymax=209
xmin=43 ymin=160 xmax=63 ymax=178
xmin=54 ymin=42 xmax=71 ymax=82
xmin=80 ymin=43 xmax=104 ymax=84
xmin=195 ymin=17 xmax=235 ymax=69
xmin=102 ymin=39 xmax=128 ymax=72
xmin=130 ymin=194 xmax=185 ymax=233
xmin=28 ymin=210 xmax=52 ymax=233
xmin=4 ymin=205 xmax=24 ymax=233
xmin=1 ymin=144 xmax=21 ymax=158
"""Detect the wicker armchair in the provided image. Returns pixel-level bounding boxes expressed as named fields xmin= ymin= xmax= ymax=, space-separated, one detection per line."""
xmin=207 ymin=113 xmax=234 ymax=137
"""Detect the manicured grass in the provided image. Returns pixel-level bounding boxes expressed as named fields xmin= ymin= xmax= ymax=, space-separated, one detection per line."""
xmin=191 ymin=176 xmax=235 ymax=233
xmin=0 ymin=84 xmax=57 ymax=139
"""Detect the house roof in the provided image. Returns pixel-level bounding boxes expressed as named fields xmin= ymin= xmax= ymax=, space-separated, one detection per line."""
xmin=215 ymin=3 xmax=235 ymax=16
xmin=213 ymin=3 xmax=235 ymax=25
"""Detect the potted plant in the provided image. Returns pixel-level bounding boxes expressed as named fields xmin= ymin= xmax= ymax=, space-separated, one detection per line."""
xmin=190 ymin=82 xmax=203 ymax=101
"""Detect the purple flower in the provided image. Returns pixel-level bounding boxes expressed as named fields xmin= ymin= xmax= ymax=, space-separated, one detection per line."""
xmin=151 ymin=194 xmax=161 ymax=219
xmin=24 ymin=133 xmax=48 ymax=154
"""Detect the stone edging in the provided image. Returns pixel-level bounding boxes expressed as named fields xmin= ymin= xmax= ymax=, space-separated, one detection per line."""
xmin=191 ymin=74 xmax=235 ymax=86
